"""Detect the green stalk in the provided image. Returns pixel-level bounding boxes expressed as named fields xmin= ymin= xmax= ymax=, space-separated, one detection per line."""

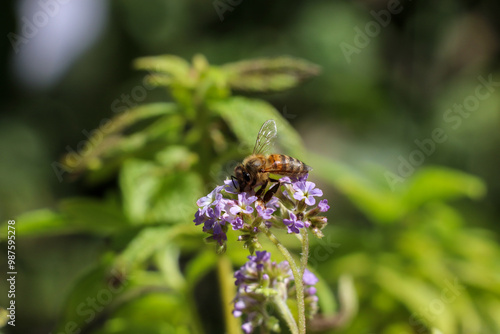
xmin=273 ymin=296 xmax=299 ymax=334
xmin=262 ymin=226 xmax=306 ymax=334
xmin=217 ymin=255 xmax=242 ymax=334
xmin=299 ymin=228 xmax=309 ymax=275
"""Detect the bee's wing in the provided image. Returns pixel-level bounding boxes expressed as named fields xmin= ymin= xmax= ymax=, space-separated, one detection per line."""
xmin=253 ymin=119 xmax=278 ymax=155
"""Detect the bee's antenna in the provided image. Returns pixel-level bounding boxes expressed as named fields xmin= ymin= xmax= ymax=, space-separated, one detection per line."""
xmin=231 ymin=175 xmax=237 ymax=189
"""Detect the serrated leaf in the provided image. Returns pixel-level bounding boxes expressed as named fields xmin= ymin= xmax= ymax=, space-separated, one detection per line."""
xmin=59 ymin=103 xmax=178 ymax=178
xmin=210 ymin=96 xmax=305 ymax=157
xmin=221 ymin=56 xmax=320 ymax=92
xmin=120 ymin=159 xmax=203 ymax=224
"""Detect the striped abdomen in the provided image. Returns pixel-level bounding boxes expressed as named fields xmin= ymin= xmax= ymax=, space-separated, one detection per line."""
xmin=264 ymin=154 xmax=312 ymax=175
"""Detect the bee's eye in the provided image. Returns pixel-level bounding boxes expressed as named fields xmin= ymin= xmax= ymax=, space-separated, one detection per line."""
xmin=244 ymin=172 xmax=251 ymax=182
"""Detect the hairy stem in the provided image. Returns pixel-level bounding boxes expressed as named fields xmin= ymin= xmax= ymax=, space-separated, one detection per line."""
xmin=273 ymin=296 xmax=299 ymax=334
xmin=299 ymin=228 xmax=309 ymax=275
xmin=262 ymin=226 xmax=306 ymax=334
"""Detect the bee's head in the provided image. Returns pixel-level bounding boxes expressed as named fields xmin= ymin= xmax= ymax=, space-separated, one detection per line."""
xmin=233 ymin=164 xmax=251 ymax=192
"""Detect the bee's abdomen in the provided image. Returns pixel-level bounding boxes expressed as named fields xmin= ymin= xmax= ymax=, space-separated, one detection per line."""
xmin=265 ymin=154 xmax=312 ymax=175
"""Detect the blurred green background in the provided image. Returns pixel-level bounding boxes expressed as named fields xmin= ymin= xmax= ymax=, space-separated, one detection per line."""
xmin=1 ymin=0 xmax=500 ymax=333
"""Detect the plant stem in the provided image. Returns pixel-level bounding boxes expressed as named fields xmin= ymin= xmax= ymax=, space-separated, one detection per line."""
xmin=299 ymin=228 xmax=309 ymax=275
xmin=262 ymin=226 xmax=306 ymax=334
xmin=216 ymin=255 xmax=243 ymax=334
xmin=273 ymin=296 xmax=299 ymax=334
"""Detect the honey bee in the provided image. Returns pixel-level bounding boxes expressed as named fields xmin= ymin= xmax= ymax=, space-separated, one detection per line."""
xmin=233 ymin=119 xmax=311 ymax=201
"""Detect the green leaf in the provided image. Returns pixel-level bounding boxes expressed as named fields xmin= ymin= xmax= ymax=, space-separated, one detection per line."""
xmin=403 ymin=167 xmax=486 ymax=209
xmin=134 ymin=55 xmax=191 ymax=83
xmin=308 ymin=153 xmax=405 ymax=223
xmin=221 ymin=56 xmax=320 ymax=92
xmin=114 ymin=102 xmax=179 ymax=132
xmin=10 ymin=197 xmax=128 ymax=238
xmin=116 ymin=224 xmax=202 ymax=271
xmin=155 ymin=245 xmax=185 ymax=289
xmin=97 ymin=294 xmax=193 ymax=334
xmin=10 ymin=209 xmax=68 ymax=238
xmin=59 ymin=197 xmax=129 ymax=235
xmin=59 ymin=103 xmax=178 ymax=178
xmin=55 ymin=261 xmax=123 ymax=334
xmin=375 ymin=265 xmax=455 ymax=333
xmin=120 ymin=159 xmax=203 ymax=224
xmin=155 ymin=145 xmax=196 ymax=169
xmin=117 ymin=226 xmax=173 ymax=270
xmin=210 ymin=96 xmax=305 ymax=157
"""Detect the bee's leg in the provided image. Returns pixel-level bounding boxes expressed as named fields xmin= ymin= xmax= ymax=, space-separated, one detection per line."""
xmin=263 ymin=179 xmax=280 ymax=202
xmin=255 ymin=179 xmax=269 ymax=199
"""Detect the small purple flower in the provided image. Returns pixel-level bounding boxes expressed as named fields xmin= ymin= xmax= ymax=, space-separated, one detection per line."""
xmin=193 ymin=209 xmax=205 ymax=225
xmin=233 ymin=299 xmax=246 ymax=317
xmin=241 ymin=322 xmax=253 ymax=334
xmin=306 ymin=286 xmax=317 ymax=295
xmin=203 ymin=205 xmax=222 ymax=231
xmin=265 ymin=196 xmax=279 ymax=209
xmin=318 ymin=199 xmax=330 ymax=212
xmin=229 ymin=193 xmax=258 ymax=215
xmin=303 ymin=269 xmax=319 ymax=285
xmin=254 ymin=250 xmax=271 ymax=265
xmin=293 ymin=181 xmax=323 ymax=206
xmin=196 ymin=185 xmax=223 ymax=214
xmin=279 ymin=176 xmax=291 ymax=184
xmin=296 ymin=173 xmax=309 ymax=182
xmin=302 ymin=269 xmax=319 ymax=318
xmin=224 ymin=178 xmax=239 ymax=194
xmin=231 ymin=216 xmax=244 ymax=230
xmin=256 ymin=205 xmax=275 ymax=220
xmin=283 ymin=212 xmax=305 ymax=234
xmin=212 ymin=222 xmax=227 ymax=245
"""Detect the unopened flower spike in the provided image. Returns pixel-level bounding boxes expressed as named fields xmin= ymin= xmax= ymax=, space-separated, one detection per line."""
xmin=232 ymin=250 xmax=319 ymax=333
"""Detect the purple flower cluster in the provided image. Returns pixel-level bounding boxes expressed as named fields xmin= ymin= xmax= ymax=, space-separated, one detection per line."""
xmin=233 ymin=251 xmax=319 ymax=333
xmin=193 ymin=174 xmax=330 ymax=252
